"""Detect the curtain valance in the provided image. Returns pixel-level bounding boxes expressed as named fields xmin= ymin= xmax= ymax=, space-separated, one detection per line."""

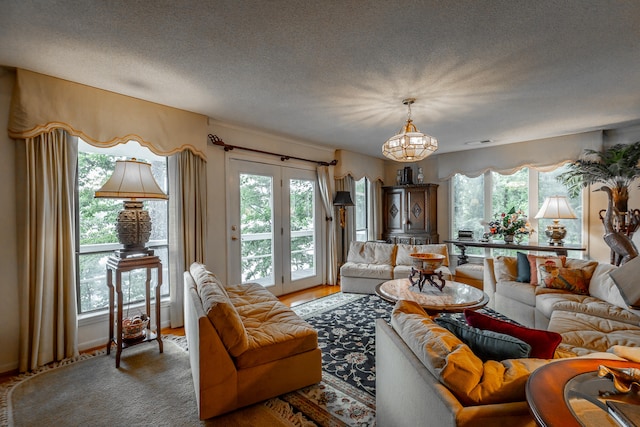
xmin=437 ymin=131 xmax=603 ymax=180
xmin=8 ymin=69 xmax=208 ymax=160
xmin=334 ymin=149 xmax=385 ymax=182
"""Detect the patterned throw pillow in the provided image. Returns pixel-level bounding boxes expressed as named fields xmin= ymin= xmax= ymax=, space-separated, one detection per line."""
xmin=527 ymin=254 xmax=566 ymax=285
xmin=538 ymin=265 xmax=589 ymax=295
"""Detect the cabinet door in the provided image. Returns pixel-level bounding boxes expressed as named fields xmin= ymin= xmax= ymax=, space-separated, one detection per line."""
xmin=384 ymin=189 xmax=404 ymax=234
xmin=406 ymin=188 xmax=427 ymax=233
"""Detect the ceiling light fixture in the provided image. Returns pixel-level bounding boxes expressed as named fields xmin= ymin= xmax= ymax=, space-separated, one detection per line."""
xmin=382 ymin=98 xmax=438 ymax=162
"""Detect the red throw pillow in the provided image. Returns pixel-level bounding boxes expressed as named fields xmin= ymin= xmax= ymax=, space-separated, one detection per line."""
xmin=464 ymin=309 xmax=562 ymax=359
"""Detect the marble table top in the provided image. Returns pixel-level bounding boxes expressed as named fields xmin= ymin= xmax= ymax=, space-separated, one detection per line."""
xmin=376 ymin=278 xmax=489 ymax=313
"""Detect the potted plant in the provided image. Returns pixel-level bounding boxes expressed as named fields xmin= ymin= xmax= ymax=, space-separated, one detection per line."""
xmin=557 ymin=141 xmax=640 ymax=213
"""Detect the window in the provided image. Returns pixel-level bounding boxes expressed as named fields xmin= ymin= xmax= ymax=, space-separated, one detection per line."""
xmin=451 ymin=165 xmax=583 ymax=255
xmin=354 ymin=178 xmax=369 ymax=241
xmin=77 ymin=140 xmax=169 ymax=314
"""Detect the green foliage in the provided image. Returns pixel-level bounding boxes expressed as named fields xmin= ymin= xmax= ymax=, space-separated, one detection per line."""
xmin=239 ymin=174 xmax=316 ymax=282
xmin=557 ymin=142 xmax=640 ymax=198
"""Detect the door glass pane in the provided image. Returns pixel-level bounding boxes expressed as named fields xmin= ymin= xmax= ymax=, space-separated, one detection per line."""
xmin=452 ymin=174 xmax=485 ymax=255
xmin=240 ymin=173 xmax=274 ymax=286
xmin=355 ymin=178 xmax=368 ymax=241
xmin=290 ymin=178 xmax=316 ymax=280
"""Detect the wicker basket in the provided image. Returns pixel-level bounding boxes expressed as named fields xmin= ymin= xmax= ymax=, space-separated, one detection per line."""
xmin=121 ymin=317 xmax=149 ymax=341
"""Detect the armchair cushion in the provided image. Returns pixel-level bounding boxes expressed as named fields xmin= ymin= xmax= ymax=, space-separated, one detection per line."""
xmin=194 ymin=270 xmax=249 ymax=357
xmin=346 ymin=241 xmax=395 ymax=265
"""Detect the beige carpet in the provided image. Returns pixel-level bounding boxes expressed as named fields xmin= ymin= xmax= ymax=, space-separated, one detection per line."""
xmin=2 ymin=339 xmax=313 ymax=426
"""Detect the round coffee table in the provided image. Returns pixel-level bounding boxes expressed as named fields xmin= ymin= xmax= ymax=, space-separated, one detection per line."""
xmin=375 ymin=278 xmax=489 ymax=313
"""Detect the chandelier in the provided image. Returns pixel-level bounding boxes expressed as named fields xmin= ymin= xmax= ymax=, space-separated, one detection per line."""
xmin=382 ymin=98 xmax=438 ymax=162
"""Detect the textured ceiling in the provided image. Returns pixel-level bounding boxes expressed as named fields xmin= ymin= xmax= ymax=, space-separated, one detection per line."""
xmin=1 ymin=1 xmax=640 ymax=158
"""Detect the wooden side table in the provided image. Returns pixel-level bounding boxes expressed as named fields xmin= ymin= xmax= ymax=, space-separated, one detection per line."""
xmin=106 ymin=255 xmax=163 ymax=368
xmin=526 ymin=358 xmax=640 ymax=427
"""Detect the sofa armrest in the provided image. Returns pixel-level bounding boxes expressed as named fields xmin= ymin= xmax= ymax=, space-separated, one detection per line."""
xmin=483 ymin=258 xmax=497 ymax=306
xmin=184 ymin=272 xmax=239 ymax=419
xmin=376 ymin=319 xmax=460 ymax=427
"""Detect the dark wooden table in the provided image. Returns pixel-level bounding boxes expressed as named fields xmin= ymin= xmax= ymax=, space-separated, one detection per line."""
xmin=444 ymin=239 xmax=587 ymax=265
xmin=526 ymin=358 xmax=640 ymax=427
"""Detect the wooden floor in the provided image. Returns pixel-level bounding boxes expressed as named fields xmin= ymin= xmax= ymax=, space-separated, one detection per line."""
xmin=162 ymin=284 xmax=341 ymax=337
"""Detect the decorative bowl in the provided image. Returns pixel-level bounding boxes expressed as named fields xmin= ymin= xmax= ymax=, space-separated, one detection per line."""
xmin=410 ymin=253 xmax=445 ymax=272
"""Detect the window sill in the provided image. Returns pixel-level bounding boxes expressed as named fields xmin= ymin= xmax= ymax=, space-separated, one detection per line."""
xmin=77 ymin=297 xmax=171 ymax=328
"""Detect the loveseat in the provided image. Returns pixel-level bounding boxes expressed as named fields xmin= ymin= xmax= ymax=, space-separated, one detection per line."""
xmin=376 ymin=300 xmax=630 ymax=427
xmin=183 ymin=262 xmax=322 ymax=419
xmin=484 ymin=254 xmax=640 ymax=356
xmin=340 ymin=241 xmax=452 ymax=294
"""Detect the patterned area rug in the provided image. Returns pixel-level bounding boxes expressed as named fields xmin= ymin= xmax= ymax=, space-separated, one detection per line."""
xmin=0 ymin=292 xmax=509 ymax=426
xmin=282 ymin=293 xmax=391 ymax=426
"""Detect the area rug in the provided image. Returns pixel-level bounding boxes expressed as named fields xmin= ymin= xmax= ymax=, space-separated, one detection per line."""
xmin=0 ymin=292 xmax=387 ymax=427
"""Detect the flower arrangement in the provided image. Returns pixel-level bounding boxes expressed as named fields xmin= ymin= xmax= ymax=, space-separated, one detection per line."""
xmin=488 ymin=207 xmax=533 ymax=240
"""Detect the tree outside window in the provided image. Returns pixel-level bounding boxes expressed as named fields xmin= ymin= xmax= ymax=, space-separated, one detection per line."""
xmin=355 ymin=178 xmax=368 ymax=241
xmin=77 ymin=140 xmax=169 ymax=314
xmin=451 ymin=165 xmax=583 ymax=257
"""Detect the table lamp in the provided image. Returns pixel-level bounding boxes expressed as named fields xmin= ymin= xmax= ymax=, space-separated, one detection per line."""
xmin=333 ymin=191 xmax=354 ymax=264
xmin=95 ymin=158 xmax=168 ymax=258
xmin=535 ymin=196 xmax=577 ymax=245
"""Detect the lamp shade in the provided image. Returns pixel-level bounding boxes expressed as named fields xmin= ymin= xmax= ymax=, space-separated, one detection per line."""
xmin=535 ymin=196 xmax=577 ymax=219
xmin=95 ymin=159 xmax=168 ymax=200
xmin=333 ymin=191 xmax=354 ymax=206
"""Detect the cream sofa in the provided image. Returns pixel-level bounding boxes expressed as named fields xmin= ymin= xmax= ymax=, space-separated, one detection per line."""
xmin=340 ymin=241 xmax=452 ymax=294
xmin=376 ymin=299 xmax=632 ymax=427
xmin=484 ymin=255 xmax=640 ymax=356
xmin=184 ymin=262 xmax=322 ymax=419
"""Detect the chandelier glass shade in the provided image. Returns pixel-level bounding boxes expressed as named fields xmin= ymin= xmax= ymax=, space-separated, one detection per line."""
xmin=382 ymin=98 xmax=438 ymax=162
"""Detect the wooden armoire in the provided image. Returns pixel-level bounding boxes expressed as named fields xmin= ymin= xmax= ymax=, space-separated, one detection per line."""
xmin=382 ymin=184 xmax=438 ymax=244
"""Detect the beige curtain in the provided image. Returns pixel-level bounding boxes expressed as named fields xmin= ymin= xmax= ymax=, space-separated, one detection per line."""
xmin=317 ymin=166 xmax=338 ymax=285
xmin=335 ymin=176 xmax=355 ymax=264
xmin=368 ymin=179 xmax=383 ymax=241
xmin=15 ymin=129 xmax=78 ymax=372
xmin=168 ymin=151 xmax=207 ymax=327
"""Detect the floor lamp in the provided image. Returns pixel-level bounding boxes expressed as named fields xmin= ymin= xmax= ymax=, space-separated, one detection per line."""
xmin=333 ymin=191 xmax=354 ymax=265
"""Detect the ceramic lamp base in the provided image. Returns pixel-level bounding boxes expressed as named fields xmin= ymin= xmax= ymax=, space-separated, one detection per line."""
xmin=545 ymin=224 xmax=567 ymax=245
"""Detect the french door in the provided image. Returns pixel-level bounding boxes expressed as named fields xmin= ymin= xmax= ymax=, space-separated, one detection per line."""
xmin=227 ymin=158 xmax=323 ymax=296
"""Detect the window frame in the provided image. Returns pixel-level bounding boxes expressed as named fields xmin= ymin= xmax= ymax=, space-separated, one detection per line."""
xmin=354 ymin=177 xmax=369 ymax=242
xmin=449 ymin=167 xmax=585 ymax=256
xmin=75 ymin=141 xmax=170 ymax=315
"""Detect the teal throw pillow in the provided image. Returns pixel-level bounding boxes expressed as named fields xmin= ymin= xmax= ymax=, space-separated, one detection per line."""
xmin=435 ymin=316 xmax=532 ymax=361
xmin=516 ymin=251 xmax=531 ymax=283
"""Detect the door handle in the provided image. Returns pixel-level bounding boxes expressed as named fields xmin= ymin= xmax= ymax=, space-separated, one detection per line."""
xmin=231 ymin=236 xmax=238 ymax=241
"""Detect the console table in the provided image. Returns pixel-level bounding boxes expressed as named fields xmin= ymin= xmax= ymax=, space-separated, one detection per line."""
xmin=444 ymin=239 xmax=586 ymax=265
xmin=106 ymin=255 xmax=163 ymax=368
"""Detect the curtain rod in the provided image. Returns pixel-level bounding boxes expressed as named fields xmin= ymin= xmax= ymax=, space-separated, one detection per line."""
xmin=208 ymin=134 xmax=338 ymax=166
